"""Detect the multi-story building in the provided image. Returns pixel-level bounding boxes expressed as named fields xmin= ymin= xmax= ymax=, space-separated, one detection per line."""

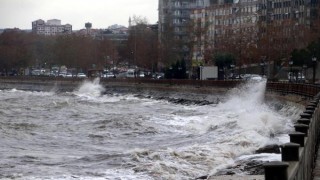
xmin=191 ymin=0 xmax=259 ymax=65
xmin=258 ymin=0 xmax=313 ymax=56
xmin=159 ymin=0 xmax=318 ymax=78
xmin=158 ymin=0 xmax=213 ymax=68
xmin=190 ymin=0 xmax=316 ymax=66
xmin=32 ymin=19 xmax=72 ymax=36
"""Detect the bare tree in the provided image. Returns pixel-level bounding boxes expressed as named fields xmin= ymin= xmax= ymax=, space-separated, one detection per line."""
xmin=127 ymin=16 xmax=158 ymax=71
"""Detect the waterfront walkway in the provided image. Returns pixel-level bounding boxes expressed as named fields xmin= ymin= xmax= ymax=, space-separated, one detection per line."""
xmin=314 ymin=148 xmax=320 ymax=180
xmin=208 ymin=175 xmax=264 ymax=179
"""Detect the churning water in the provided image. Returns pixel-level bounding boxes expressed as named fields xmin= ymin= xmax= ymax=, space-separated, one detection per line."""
xmin=0 ymin=79 xmax=302 ymax=180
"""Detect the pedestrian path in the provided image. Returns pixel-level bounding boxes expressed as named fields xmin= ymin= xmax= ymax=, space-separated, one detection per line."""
xmin=314 ymin=148 xmax=320 ymax=180
xmin=208 ymin=175 xmax=264 ymax=180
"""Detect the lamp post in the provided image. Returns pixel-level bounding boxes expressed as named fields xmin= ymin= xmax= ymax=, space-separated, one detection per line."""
xmin=303 ymin=64 xmax=307 ymax=83
xmin=312 ymin=57 xmax=317 ymax=84
xmin=104 ymin=56 xmax=107 ymax=69
xmin=260 ymin=62 xmax=266 ymax=76
xmin=199 ymin=66 xmax=203 ymax=80
xmin=289 ymin=60 xmax=293 ymax=82
xmin=230 ymin=64 xmax=235 ymax=79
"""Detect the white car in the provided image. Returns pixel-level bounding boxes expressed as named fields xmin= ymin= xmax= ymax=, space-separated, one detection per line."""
xmin=59 ymin=72 xmax=67 ymax=77
xmin=77 ymin=73 xmax=87 ymax=78
xmin=104 ymin=72 xmax=115 ymax=78
xmin=241 ymin=74 xmax=264 ymax=81
xmin=126 ymin=69 xmax=135 ymax=78
xmin=66 ymin=73 xmax=73 ymax=78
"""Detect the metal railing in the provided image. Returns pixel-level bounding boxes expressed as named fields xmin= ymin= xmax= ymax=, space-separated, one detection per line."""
xmin=267 ymin=82 xmax=320 ymax=98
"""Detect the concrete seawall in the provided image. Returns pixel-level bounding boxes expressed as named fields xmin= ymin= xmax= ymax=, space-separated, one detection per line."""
xmin=263 ymin=94 xmax=320 ymax=180
xmin=0 ymin=77 xmax=311 ymax=106
xmin=0 ymin=77 xmax=234 ymax=94
xmin=0 ymin=77 xmax=86 ymax=92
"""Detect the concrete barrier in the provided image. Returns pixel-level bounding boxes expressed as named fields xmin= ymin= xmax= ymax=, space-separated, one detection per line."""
xmin=264 ymin=93 xmax=320 ymax=180
xmin=264 ymin=162 xmax=289 ymax=180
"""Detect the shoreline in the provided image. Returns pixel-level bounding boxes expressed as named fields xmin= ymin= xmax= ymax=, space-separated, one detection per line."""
xmin=0 ymin=77 xmax=306 ymax=180
xmin=0 ymin=77 xmax=231 ymax=94
xmin=0 ymin=77 xmax=308 ymax=105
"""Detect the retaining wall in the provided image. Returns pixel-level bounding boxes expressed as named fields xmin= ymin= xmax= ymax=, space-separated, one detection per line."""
xmin=264 ymin=92 xmax=320 ymax=180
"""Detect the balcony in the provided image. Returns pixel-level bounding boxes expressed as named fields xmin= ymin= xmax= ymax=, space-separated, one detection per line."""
xmin=173 ymin=14 xmax=190 ymax=18
xmin=174 ymin=31 xmax=188 ymax=35
xmin=172 ymin=5 xmax=192 ymax=10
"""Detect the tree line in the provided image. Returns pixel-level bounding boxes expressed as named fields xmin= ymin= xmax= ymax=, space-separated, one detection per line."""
xmin=0 ymin=20 xmax=158 ymax=76
xmin=1 ymin=8 xmax=319 ymax=79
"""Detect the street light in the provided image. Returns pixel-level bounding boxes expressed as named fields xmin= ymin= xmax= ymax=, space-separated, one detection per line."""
xmin=312 ymin=57 xmax=317 ymax=84
xmin=178 ymin=66 xmax=182 ymax=79
xmin=303 ymin=64 xmax=307 ymax=83
xmin=199 ymin=66 xmax=203 ymax=80
xmin=130 ymin=51 xmax=134 ymax=68
xmin=289 ymin=60 xmax=293 ymax=82
xmin=169 ymin=66 xmax=173 ymax=79
xmin=230 ymin=64 xmax=235 ymax=79
xmin=260 ymin=62 xmax=266 ymax=76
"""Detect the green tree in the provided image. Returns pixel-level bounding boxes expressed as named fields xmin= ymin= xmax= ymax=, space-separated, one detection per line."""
xmin=214 ymin=52 xmax=235 ymax=80
xmin=291 ymin=49 xmax=311 ymax=67
xmin=164 ymin=59 xmax=187 ymax=79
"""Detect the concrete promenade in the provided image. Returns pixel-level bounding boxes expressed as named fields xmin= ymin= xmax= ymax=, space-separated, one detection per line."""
xmin=314 ymin=149 xmax=320 ymax=180
xmin=208 ymin=175 xmax=264 ymax=179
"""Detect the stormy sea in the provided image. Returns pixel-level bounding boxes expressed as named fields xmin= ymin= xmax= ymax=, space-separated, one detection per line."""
xmin=0 ymin=79 xmax=302 ymax=179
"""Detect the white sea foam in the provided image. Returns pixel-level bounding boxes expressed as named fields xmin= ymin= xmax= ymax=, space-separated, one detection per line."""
xmin=123 ymin=79 xmax=301 ymax=178
xmin=17 ymin=169 xmax=153 ymax=180
xmin=74 ymin=78 xmax=105 ymax=99
xmin=0 ymin=79 xmax=303 ymax=180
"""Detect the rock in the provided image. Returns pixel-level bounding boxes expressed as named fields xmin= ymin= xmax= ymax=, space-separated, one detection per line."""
xmin=255 ymin=144 xmax=280 ymax=154
xmin=195 ymin=175 xmax=208 ymax=179
xmin=214 ymin=160 xmax=265 ymax=176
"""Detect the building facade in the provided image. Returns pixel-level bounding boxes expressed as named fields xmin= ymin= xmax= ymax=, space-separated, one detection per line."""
xmin=158 ymin=0 xmax=214 ymax=69
xmin=190 ymin=0 xmax=315 ymax=68
xmin=32 ymin=19 xmax=72 ymax=36
xmin=191 ymin=0 xmax=259 ymax=65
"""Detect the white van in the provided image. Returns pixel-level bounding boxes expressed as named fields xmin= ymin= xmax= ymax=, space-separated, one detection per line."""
xmin=126 ymin=69 xmax=135 ymax=78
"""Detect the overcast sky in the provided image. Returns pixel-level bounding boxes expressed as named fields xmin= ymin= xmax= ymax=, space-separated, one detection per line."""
xmin=0 ymin=0 xmax=158 ymax=30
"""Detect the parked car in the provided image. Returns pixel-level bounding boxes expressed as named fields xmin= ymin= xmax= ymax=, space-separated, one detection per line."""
xmin=126 ymin=69 xmax=135 ymax=78
xmin=139 ymin=71 xmax=145 ymax=78
xmin=152 ymin=72 xmax=164 ymax=79
xmin=241 ymin=74 xmax=263 ymax=81
xmin=102 ymin=72 xmax=115 ymax=78
xmin=59 ymin=72 xmax=67 ymax=77
xmin=31 ymin=69 xmax=41 ymax=76
xmin=65 ymin=73 xmax=73 ymax=78
xmin=288 ymin=72 xmax=305 ymax=82
xmin=77 ymin=73 xmax=87 ymax=78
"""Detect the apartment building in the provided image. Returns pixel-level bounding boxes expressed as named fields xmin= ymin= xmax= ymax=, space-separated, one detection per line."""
xmin=190 ymin=0 xmax=316 ymax=67
xmin=32 ymin=19 xmax=72 ymax=36
xmin=191 ymin=0 xmax=259 ymax=65
xmin=158 ymin=0 xmax=214 ymax=67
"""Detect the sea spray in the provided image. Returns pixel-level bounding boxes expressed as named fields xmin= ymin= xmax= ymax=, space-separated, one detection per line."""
xmin=74 ymin=78 xmax=105 ymax=99
xmin=0 ymin=80 xmax=303 ymax=180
